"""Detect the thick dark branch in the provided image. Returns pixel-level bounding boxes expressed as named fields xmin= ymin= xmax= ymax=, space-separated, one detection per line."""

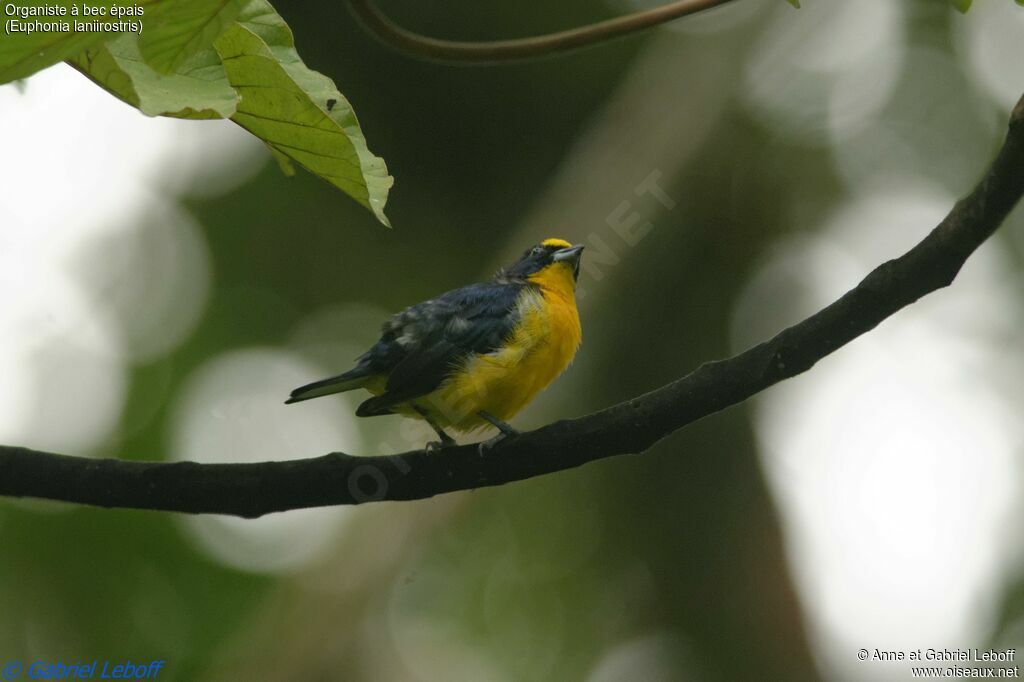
xmin=2 ymin=95 xmax=1023 ymax=518
xmin=347 ymin=0 xmax=740 ymax=64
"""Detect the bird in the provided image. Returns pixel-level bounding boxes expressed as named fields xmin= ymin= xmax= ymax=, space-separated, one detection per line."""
xmin=286 ymin=238 xmax=585 ymax=450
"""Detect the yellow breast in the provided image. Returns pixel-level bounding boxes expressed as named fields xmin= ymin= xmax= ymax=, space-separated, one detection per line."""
xmin=423 ymin=262 xmax=581 ymax=432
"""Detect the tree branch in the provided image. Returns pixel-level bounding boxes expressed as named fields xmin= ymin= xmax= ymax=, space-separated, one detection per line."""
xmin=347 ymin=0 xmax=741 ymax=64
xmin=2 ymin=94 xmax=1023 ymax=518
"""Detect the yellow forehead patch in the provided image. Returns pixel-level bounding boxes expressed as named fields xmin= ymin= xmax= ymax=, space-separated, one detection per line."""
xmin=541 ymin=238 xmax=572 ymax=249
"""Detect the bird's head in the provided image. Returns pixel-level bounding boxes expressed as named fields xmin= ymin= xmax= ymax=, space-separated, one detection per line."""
xmin=502 ymin=238 xmax=585 ymax=286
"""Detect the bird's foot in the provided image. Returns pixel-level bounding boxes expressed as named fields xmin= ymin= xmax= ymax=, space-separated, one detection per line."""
xmin=477 ymin=430 xmax=518 ymax=456
xmin=414 ymin=406 xmax=458 ymax=452
xmin=425 ymin=434 xmax=457 ymax=453
xmin=475 ymin=411 xmax=520 ymax=456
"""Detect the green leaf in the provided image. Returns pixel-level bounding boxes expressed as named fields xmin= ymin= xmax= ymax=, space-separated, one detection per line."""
xmin=0 ymin=0 xmax=155 ymax=84
xmin=22 ymin=0 xmax=391 ymax=224
xmin=71 ymin=32 xmax=237 ymax=119
xmin=139 ymin=0 xmax=242 ymax=73
xmin=268 ymin=145 xmax=296 ymax=177
xmin=950 ymin=0 xmax=972 ymax=12
xmin=783 ymin=0 xmax=800 ymax=7
xmin=214 ymin=14 xmax=392 ymax=225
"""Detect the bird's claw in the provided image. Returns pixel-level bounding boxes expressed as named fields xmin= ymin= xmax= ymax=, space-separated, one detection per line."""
xmin=425 ymin=438 xmax=456 ymax=453
xmin=477 ymin=431 xmax=513 ymax=456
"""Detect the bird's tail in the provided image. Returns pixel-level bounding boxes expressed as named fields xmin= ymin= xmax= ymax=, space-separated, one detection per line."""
xmin=285 ymin=367 xmax=374 ymax=404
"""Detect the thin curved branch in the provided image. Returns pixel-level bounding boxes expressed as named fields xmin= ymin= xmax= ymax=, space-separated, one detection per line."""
xmin=347 ymin=0 xmax=741 ymax=64
xmin=1 ymin=94 xmax=1023 ymax=518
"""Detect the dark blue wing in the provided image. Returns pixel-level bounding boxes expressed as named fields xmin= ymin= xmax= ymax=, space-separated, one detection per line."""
xmin=355 ymin=281 xmax=526 ymax=416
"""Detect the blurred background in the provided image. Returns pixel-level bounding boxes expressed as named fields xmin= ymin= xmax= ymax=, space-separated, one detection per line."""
xmin=2 ymin=0 xmax=1024 ymax=679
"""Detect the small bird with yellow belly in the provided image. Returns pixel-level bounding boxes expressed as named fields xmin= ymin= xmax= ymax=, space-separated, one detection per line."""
xmin=286 ymin=238 xmax=585 ymax=450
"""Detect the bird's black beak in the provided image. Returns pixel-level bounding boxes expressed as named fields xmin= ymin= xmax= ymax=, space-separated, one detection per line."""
xmin=552 ymin=244 xmax=584 ymax=280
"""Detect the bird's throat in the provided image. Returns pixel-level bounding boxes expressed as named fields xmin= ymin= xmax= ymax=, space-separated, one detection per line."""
xmin=527 ymin=262 xmax=577 ymax=302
